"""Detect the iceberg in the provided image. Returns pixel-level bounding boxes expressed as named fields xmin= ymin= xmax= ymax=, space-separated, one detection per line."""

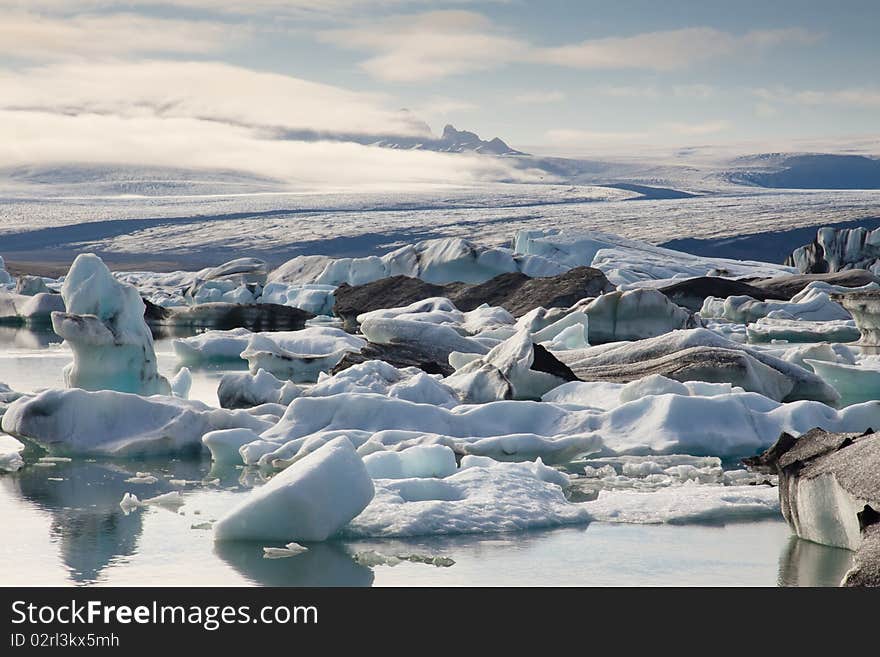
xmin=581 ymin=289 xmax=695 ymax=343
xmin=269 ymin=237 xmax=565 ymax=287
xmin=445 ymin=328 xmax=577 ymax=402
xmin=342 ymin=460 xmax=589 ymax=538
xmin=0 ymin=291 xmax=65 ymax=325
xmin=0 ymin=434 xmax=25 ymax=473
xmin=555 ymin=328 xmax=839 ymax=405
xmin=52 ymin=254 xmax=169 ymax=395
xmin=240 ymin=328 xmax=366 ymax=381
xmin=514 ymin=229 xmax=795 ymax=286
xmin=746 ymin=427 xmax=880 ymax=551
xmin=1 ymin=388 xmax=274 ymax=457
xmin=213 ymin=437 xmax=374 ymax=542
xmin=362 ymin=445 xmax=458 ymax=480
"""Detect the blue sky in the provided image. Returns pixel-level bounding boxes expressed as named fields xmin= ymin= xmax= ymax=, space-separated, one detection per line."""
xmin=1 ymin=1 xmax=878 ymax=182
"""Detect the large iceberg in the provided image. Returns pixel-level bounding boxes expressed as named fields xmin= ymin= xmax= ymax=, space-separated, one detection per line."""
xmin=213 ymin=437 xmax=374 ymax=542
xmin=580 ymin=289 xmax=695 ymax=343
xmin=1 ymin=388 xmax=275 ymax=457
xmin=269 ymin=237 xmax=565 ymax=287
xmin=52 ymin=254 xmax=170 ymax=395
xmin=514 ymin=229 xmax=795 ymax=286
xmin=555 ymin=328 xmax=839 ymax=405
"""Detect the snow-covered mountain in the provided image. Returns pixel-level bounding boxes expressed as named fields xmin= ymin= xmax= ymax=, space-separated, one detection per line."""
xmin=373 ymin=124 xmax=525 ymax=155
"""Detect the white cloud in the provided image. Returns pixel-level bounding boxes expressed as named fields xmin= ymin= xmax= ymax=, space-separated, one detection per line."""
xmin=14 ymin=1 xmax=487 ymax=18
xmin=513 ymin=91 xmax=567 ymax=104
xmin=323 ymin=12 xmax=820 ymax=82
xmin=0 ymin=109 xmax=536 ymax=187
xmin=545 ymin=119 xmax=730 ymax=147
xmin=754 ymin=86 xmax=880 ymax=108
xmin=535 ymin=27 xmax=818 ymax=71
xmin=320 ymin=10 xmax=522 ymax=82
xmin=0 ymin=61 xmax=430 ymax=138
xmin=0 ymin=11 xmax=240 ymax=59
xmin=662 ymin=119 xmax=730 ymax=135
xmin=0 ymin=60 xmax=539 ymax=187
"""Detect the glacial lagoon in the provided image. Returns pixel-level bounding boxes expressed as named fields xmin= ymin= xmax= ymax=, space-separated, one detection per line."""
xmin=0 ymin=327 xmax=853 ymax=587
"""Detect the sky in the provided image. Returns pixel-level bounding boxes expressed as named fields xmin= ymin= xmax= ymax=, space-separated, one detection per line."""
xmin=2 ymin=1 xmax=879 ymax=184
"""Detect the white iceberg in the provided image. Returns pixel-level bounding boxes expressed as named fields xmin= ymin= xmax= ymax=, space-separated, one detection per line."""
xmin=514 ymin=229 xmax=795 ymax=286
xmin=213 ymin=437 xmax=374 ymax=542
xmin=52 ymin=254 xmax=169 ymax=395
xmin=582 ymin=289 xmax=694 ymax=343
xmin=240 ymin=328 xmax=366 ymax=381
xmin=0 ymin=434 xmax=25 ymax=472
xmin=362 ymin=445 xmax=458 ymax=480
xmin=269 ymin=237 xmax=565 ymax=287
xmin=2 ymin=388 xmax=274 ymax=457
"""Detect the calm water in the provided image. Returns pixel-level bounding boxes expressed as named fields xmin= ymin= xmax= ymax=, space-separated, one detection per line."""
xmin=0 ymin=327 xmax=854 ymax=587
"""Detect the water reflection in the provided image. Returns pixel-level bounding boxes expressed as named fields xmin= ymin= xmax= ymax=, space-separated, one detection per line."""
xmin=11 ymin=457 xmax=208 ymax=584
xmin=0 ymin=326 xmax=60 ymax=349
xmin=777 ymin=535 xmax=853 ymax=587
xmin=215 ymin=541 xmax=375 ymax=587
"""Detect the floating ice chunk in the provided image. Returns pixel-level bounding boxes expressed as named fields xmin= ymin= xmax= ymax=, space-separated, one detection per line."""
xmin=701 ymin=286 xmax=851 ymax=324
xmin=1 ymin=388 xmax=273 ymax=457
xmin=270 ymin=237 xmax=564 ymax=288
xmin=460 ymin=455 xmax=570 ymax=488
xmin=172 ymin=328 xmax=253 ymax=364
xmin=781 ymin=343 xmax=856 ymax=371
xmin=747 ymin=428 xmax=880 ymax=550
xmin=308 ymin=360 xmax=458 ymax=407
xmin=119 ymin=492 xmax=141 ymax=514
xmin=260 ymin=282 xmax=336 ymax=315
xmin=0 ymin=290 xmax=64 ymax=325
xmin=262 ymin=543 xmax=309 ymax=559
xmin=746 ymin=318 xmax=860 ymax=344
xmin=361 ymin=317 xmax=489 ymax=358
xmin=583 ymin=289 xmax=694 ymax=343
xmin=805 ymin=359 xmax=880 ymax=406
xmin=363 ymin=445 xmax=457 ymax=480
xmin=352 ymin=551 xmax=454 ymax=568
xmin=202 ymin=428 xmax=263 ymax=465
xmin=556 ymin=328 xmax=839 ymax=405
xmin=446 ymin=328 xmax=574 ymax=402
xmin=344 ymin=461 xmax=588 ymax=538
xmin=52 ymin=254 xmax=169 ymax=395
xmin=217 ymin=369 xmax=301 ymax=409
xmin=170 ymin=367 xmax=192 ymax=399
xmin=514 ymin=229 xmax=794 ymax=285
xmin=240 ymin=329 xmax=365 ymax=381
xmin=214 ymin=437 xmax=374 ymax=542
xmin=144 ymin=491 xmax=186 ymax=510
xmin=0 ymin=434 xmax=25 ymax=473
xmin=583 ymin=483 xmax=780 ymax=524
xmin=124 ymin=474 xmax=158 ymax=484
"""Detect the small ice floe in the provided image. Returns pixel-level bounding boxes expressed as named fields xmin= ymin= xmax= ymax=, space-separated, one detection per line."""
xmin=353 ymin=550 xmax=455 ymax=568
xmin=38 ymin=456 xmax=72 ymax=463
xmin=262 ymin=543 xmax=309 ymax=559
xmin=119 ymin=491 xmax=185 ymax=515
xmin=124 ymin=472 xmax=159 ymax=484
